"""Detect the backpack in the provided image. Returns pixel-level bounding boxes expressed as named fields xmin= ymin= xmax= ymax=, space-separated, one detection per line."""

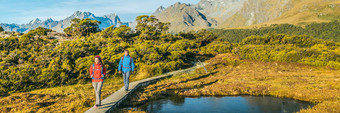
xmin=92 ymin=64 xmax=104 ymax=80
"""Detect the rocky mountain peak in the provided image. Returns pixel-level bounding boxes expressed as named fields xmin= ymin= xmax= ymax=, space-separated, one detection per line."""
xmin=0 ymin=11 xmax=126 ymax=33
xmin=45 ymin=18 xmax=54 ymax=22
xmin=70 ymin=11 xmax=95 ymax=19
xmin=152 ymin=1 xmax=218 ymax=32
xmin=29 ymin=18 xmax=42 ymax=24
xmin=103 ymin=13 xmax=119 ymax=20
xmin=153 ymin=6 xmax=166 ymax=15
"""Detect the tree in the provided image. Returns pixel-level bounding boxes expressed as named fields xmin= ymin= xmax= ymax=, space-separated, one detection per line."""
xmin=19 ymin=27 xmax=52 ymax=52
xmin=135 ymin=15 xmax=170 ymax=41
xmin=113 ymin=25 xmax=132 ymax=41
xmin=0 ymin=26 xmax=4 ymax=32
xmin=64 ymin=18 xmax=101 ymax=37
xmin=101 ymin=25 xmax=133 ymax=41
xmin=101 ymin=25 xmax=115 ymax=38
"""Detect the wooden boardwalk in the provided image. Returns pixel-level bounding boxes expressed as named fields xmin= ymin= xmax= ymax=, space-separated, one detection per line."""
xmin=85 ymin=64 xmax=204 ymax=113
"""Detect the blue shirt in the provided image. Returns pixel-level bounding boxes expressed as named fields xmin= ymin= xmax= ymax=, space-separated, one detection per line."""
xmin=118 ymin=55 xmax=135 ymax=72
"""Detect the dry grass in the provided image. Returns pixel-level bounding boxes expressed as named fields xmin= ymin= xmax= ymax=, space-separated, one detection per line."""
xmin=1 ymin=53 xmax=339 ymax=112
xmin=256 ymin=0 xmax=339 ymax=28
xmin=0 ymin=64 xmax=170 ymax=113
xmin=0 ymin=78 xmax=124 ymax=113
xmin=123 ymin=53 xmax=340 ymax=112
xmin=221 ymin=0 xmax=340 ymax=29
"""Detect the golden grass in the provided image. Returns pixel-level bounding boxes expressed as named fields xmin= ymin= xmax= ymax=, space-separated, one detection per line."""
xmin=1 ymin=53 xmax=339 ymax=112
xmin=220 ymin=0 xmax=340 ymax=29
xmin=0 ymin=63 xmax=172 ymax=113
xmin=123 ymin=53 xmax=340 ymax=112
xmin=253 ymin=0 xmax=340 ymax=28
xmin=0 ymin=77 xmax=125 ymax=113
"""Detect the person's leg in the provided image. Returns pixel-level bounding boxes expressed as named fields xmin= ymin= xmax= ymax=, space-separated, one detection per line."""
xmin=122 ymin=72 xmax=127 ymax=91
xmin=92 ymin=82 xmax=99 ymax=106
xmin=96 ymin=82 xmax=103 ymax=105
xmin=125 ymin=71 xmax=130 ymax=91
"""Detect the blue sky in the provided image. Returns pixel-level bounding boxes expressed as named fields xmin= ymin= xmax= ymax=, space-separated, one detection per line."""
xmin=0 ymin=0 xmax=199 ymax=24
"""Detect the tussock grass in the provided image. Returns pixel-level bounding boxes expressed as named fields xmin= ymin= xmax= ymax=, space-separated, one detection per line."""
xmin=1 ymin=53 xmax=339 ymax=112
xmin=0 ymin=78 xmax=124 ymax=112
xmin=123 ymin=53 xmax=340 ymax=112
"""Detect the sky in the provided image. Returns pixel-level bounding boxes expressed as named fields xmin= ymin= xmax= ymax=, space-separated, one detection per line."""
xmin=0 ymin=0 xmax=199 ymax=24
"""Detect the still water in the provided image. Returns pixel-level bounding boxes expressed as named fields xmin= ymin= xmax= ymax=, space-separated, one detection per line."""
xmin=138 ymin=95 xmax=315 ymax=113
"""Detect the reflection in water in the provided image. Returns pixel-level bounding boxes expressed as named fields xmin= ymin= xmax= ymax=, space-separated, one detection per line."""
xmin=138 ymin=95 xmax=315 ymax=113
xmin=243 ymin=96 xmax=313 ymax=113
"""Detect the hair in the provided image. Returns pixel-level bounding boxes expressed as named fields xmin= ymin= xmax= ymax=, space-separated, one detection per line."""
xmin=94 ymin=57 xmax=105 ymax=69
xmin=124 ymin=49 xmax=129 ymax=53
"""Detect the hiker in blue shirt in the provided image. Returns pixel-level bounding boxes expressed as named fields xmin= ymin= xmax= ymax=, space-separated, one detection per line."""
xmin=118 ymin=49 xmax=135 ymax=92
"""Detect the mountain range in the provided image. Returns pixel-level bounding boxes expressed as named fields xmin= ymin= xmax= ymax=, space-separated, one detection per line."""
xmin=0 ymin=11 xmax=128 ymax=33
xmin=1 ymin=0 xmax=339 ymax=33
xmin=153 ymin=0 xmax=340 ymax=32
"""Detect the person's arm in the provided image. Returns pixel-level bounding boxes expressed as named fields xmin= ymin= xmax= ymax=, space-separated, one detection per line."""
xmin=118 ymin=57 xmax=122 ymax=71
xmin=89 ymin=65 xmax=93 ymax=77
xmin=131 ymin=58 xmax=135 ymax=72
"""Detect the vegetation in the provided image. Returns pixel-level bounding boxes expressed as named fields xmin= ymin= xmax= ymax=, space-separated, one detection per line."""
xmin=64 ymin=18 xmax=101 ymax=37
xmin=121 ymin=53 xmax=340 ymax=113
xmin=236 ymin=34 xmax=340 ymax=69
xmin=0 ymin=78 xmax=124 ymax=112
xmin=0 ymin=26 xmax=4 ymax=32
xmin=0 ymin=15 xmax=339 ymax=112
xmin=0 ymin=16 xmax=217 ymax=96
xmin=210 ymin=20 xmax=340 ymax=42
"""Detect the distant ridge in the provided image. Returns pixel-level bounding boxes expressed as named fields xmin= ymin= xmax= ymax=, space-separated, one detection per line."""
xmin=152 ymin=0 xmax=340 ymax=32
xmin=0 ymin=11 xmax=129 ymax=33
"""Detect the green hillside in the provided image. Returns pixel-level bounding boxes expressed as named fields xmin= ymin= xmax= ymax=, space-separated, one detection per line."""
xmin=210 ymin=20 xmax=340 ymax=43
